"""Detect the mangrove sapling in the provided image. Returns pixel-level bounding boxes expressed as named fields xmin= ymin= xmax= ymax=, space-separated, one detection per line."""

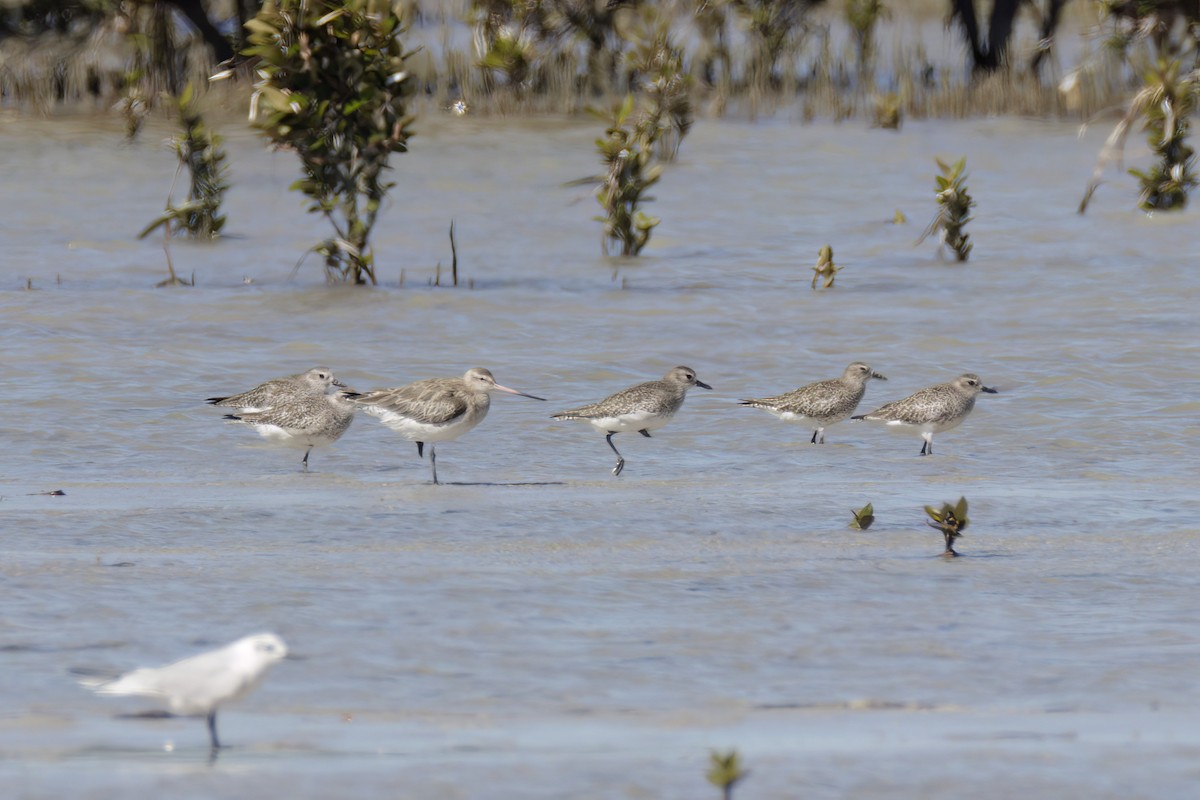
xmin=139 ymin=83 xmax=228 ymax=242
xmin=925 ymin=496 xmax=970 ymax=557
xmin=592 ymin=94 xmax=663 ymax=257
xmin=849 ymin=502 xmax=875 ymax=530
xmin=244 ymin=0 xmax=416 ymax=285
xmin=706 ymin=749 xmax=748 ymax=800
xmin=1079 ymin=59 xmax=1198 ymax=213
xmin=919 ymin=157 xmax=974 ymax=261
xmin=811 ymin=244 xmax=839 ymax=288
xmin=626 ymin=13 xmax=693 ymax=161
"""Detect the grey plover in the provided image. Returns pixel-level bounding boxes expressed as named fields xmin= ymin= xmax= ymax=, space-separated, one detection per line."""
xmin=851 ymin=373 xmax=997 ymax=455
xmin=207 ymin=367 xmax=355 ymax=470
xmin=79 ymin=633 xmax=287 ymax=753
xmin=551 ymin=366 xmax=712 ymax=476
xmin=739 ymin=361 xmax=887 ymax=444
xmin=349 ymin=368 xmax=545 ymax=484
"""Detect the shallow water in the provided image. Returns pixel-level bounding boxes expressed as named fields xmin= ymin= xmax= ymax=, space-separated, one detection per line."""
xmin=1 ymin=108 xmax=1199 ymax=799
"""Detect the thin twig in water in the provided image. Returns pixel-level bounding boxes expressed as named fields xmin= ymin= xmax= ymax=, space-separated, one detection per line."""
xmin=449 ymin=219 xmax=458 ymax=287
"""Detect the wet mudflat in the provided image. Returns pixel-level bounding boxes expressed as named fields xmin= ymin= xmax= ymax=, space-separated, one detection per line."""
xmin=1 ymin=111 xmax=1198 ymax=798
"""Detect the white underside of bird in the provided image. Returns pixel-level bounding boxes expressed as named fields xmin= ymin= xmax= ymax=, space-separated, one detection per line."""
xmin=882 ymin=417 xmax=964 ymax=434
xmin=360 ymin=406 xmax=482 ymax=442
xmin=579 ymin=408 xmax=674 ymax=433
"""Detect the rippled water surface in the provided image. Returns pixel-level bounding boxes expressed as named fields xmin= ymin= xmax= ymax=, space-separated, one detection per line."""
xmin=2 ymin=110 xmax=1198 ymax=799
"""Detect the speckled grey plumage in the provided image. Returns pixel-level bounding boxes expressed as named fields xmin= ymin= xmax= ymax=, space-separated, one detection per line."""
xmin=224 ymin=392 xmax=356 ymax=445
xmin=207 ymin=367 xmax=344 ymax=411
xmin=740 ymin=362 xmax=886 ymax=444
xmin=350 ymin=368 xmax=545 ymax=484
xmin=852 ymin=373 xmax=997 ymax=455
xmin=207 ymin=367 xmax=355 ymax=470
xmin=552 ymin=366 xmax=712 ymax=477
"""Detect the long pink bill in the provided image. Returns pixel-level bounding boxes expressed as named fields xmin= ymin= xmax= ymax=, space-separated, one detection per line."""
xmin=494 ymin=383 xmax=546 ymax=401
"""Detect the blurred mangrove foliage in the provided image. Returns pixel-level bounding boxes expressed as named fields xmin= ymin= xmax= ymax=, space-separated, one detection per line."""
xmin=3 ymin=0 xmax=1200 ymax=124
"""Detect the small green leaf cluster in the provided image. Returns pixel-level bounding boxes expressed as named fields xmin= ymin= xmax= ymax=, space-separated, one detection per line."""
xmin=1129 ymin=60 xmax=1198 ymax=212
xmin=811 ymin=244 xmax=839 ymax=289
xmin=245 ymin=0 xmax=415 ymax=284
xmin=849 ymin=502 xmax=874 ymax=530
xmin=925 ymin=496 xmax=970 ymax=556
xmin=706 ymin=749 xmax=748 ymax=800
xmin=139 ymin=83 xmax=228 ymax=241
xmin=930 ymin=156 xmax=974 ymax=261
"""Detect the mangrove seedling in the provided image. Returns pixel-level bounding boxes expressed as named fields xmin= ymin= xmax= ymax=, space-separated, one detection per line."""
xmin=811 ymin=244 xmax=839 ymax=288
xmin=139 ymin=82 xmax=228 ymax=241
xmin=1080 ymin=59 xmax=1198 ymax=213
xmin=872 ymin=92 xmax=902 ymax=129
xmin=706 ymin=749 xmax=748 ymax=800
xmin=244 ymin=0 xmax=416 ymax=285
xmin=920 ymin=157 xmax=974 ymax=261
xmin=849 ymin=502 xmax=875 ymax=530
xmin=593 ymin=94 xmax=663 ymax=257
xmin=925 ymin=496 xmax=970 ymax=557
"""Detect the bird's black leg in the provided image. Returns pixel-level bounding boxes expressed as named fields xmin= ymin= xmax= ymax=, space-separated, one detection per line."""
xmin=638 ymin=429 xmax=652 ymax=438
xmin=919 ymin=440 xmax=929 ymax=456
xmin=302 ymin=446 xmax=312 ymax=471
xmin=810 ymin=429 xmax=819 ymax=444
xmin=207 ymin=711 xmax=221 ymax=751
xmin=430 ymin=445 xmax=439 ymax=485
xmin=416 ymin=441 xmax=424 ymax=459
xmin=606 ymin=432 xmax=625 ymax=477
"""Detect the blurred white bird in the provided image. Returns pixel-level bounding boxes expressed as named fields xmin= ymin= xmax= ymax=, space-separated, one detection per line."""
xmin=79 ymin=633 xmax=288 ymax=751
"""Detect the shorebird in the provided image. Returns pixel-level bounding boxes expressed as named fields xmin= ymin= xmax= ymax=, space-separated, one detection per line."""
xmin=80 ymin=633 xmax=288 ymax=753
xmin=349 ymin=368 xmax=545 ymax=484
xmin=206 ymin=367 xmax=355 ymax=471
xmin=851 ymin=373 xmax=997 ymax=455
xmin=551 ymin=366 xmax=712 ymax=476
xmin=739 ymin=362 xmax=887 ymax=444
